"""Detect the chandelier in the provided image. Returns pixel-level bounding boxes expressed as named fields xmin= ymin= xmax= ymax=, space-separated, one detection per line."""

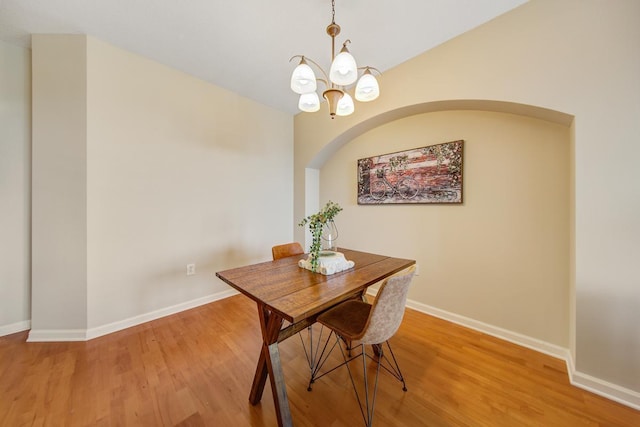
xmin=289 ymin=0 xmax=380 ymax=119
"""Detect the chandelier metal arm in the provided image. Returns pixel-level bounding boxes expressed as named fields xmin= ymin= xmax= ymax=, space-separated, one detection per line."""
xmin=358 ymin=66 xmax=382 ymax=76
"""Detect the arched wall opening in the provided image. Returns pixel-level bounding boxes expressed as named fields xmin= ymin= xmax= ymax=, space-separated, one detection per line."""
xmin=300 ymin=100 xmax=574 ymax=350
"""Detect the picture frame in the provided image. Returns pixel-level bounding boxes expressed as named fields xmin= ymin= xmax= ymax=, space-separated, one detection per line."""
xmin=357 ymin=140 xmax=464 ymax=205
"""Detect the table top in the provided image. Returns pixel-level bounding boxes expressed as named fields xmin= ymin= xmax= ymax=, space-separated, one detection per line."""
xmin=215 ymin=248 xmax=415 ymax=324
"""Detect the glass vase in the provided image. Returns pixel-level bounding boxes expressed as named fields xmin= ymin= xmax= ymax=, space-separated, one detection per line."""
xmin=321 ymin=220 xmax=339 ymax=252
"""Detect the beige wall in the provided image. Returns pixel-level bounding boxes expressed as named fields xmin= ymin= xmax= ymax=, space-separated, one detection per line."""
xmin=85 ymin=37 xmax=293 ymax=329
xmin=0 ymin=41 xmax=31 ymax=334
xmin=31 ymin=35 xmax=88 ymax=333
xmin=294 ymin=0 xmax=640 ymax=403
xmin=28 ymin=35 xmax=294 ymax=338
xmin=321 ymin=110 xmax=570 ymax=346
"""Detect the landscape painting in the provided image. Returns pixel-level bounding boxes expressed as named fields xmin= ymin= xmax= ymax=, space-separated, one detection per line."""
xmin=357 ymin=140 xmax=464 ymax=205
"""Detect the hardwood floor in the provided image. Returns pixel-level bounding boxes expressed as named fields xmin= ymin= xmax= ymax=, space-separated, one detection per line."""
xmin=1 ymin=295 xmax=638 ymax=426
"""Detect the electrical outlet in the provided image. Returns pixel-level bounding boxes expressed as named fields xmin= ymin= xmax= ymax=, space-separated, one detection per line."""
xmin=415 ymin=263 xmax=420 ymax=276
xmin=187 ymin=263 xmax=196 ymax=276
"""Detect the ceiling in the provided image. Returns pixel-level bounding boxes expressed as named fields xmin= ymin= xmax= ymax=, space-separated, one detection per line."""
xmin=0 ymin=0 xmax=526 ymax=115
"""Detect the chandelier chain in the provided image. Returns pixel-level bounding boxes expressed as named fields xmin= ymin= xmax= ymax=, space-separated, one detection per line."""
xmin=331 ymin=0 xmax=335 ymax=23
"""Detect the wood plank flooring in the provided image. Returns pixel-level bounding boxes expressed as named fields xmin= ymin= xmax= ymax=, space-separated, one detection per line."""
xmin=1 ymin=294 xmax=638 ymax=426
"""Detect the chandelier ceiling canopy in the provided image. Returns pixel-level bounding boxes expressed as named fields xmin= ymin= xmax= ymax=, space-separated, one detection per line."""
xmin=290 ymin=0 xmax=380 ymax=119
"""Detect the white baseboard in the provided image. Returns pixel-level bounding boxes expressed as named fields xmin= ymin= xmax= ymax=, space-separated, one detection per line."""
xmin=27 ymin=288 xmax=239 ymax=342
xmin=366 ymin=289 xmax=640 ymax=411
xmin=27 ymin=329 xmax=88 ymax=342
xmin=570 ymin=368 xmax=640 ymax=411
xmin=85 ymin=289 xmax=238 ymax=340
xmin=0 ymin=320 xmax=31 ymax=337
xmin=405 ymin=298 xmax=571 ymax=361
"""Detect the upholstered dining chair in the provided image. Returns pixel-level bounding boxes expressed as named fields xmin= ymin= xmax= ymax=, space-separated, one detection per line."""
xmin=307 ymin=265 xmax=416 ymax=427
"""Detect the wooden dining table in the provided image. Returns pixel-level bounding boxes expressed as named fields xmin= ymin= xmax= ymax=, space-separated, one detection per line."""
xmin=215 ymin=248 xmax=415 ymax=427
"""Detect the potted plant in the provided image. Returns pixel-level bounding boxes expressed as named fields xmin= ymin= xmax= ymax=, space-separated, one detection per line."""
xmin=298 ymin=201 xmax=342 ymax=272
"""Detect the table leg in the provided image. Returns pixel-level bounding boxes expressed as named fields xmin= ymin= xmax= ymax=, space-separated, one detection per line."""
xmin=249 ymin=345 xmax=268 ymax=404
xmin=248 ymin=303 xmax=292 ymax=427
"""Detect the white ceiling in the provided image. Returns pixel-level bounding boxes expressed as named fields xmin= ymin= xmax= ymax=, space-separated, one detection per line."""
xmin=0 ymin=0 xmax=526 ymax=114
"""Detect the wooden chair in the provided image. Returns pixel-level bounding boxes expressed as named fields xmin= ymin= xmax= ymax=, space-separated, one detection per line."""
xmin=271 ymin=242 xmax=304 ymax=260
xmin=307 ymin=265 xmax=416 ymax=427
xmin=271 ymin=242 xmax=320 ymax=370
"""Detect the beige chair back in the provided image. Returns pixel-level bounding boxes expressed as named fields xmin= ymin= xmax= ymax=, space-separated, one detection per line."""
xmin=358 ymin=265 xmax=415 ymax=345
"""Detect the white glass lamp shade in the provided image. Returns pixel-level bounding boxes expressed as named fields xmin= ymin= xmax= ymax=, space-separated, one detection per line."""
xmin=291 ymin=62 xmax=317 ymax=94
xmin=336 ymin=92 xmax=354 ymax=116
xmin=298 ymin=92 xmax=320 ymax=112
xmin=329 ymin=47 xmax=358 ymax=86
xmin=355 ymin=72 xmax=380 ymax=102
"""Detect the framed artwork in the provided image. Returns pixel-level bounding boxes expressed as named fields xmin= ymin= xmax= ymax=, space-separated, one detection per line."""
xmin=357 ymin=140 xmax=464 ymax=205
